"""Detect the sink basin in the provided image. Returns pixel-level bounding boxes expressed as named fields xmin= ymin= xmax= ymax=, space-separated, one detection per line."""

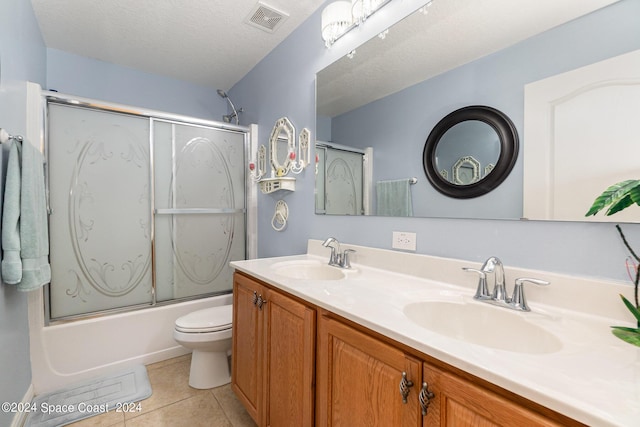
xmin=271 ymin=260 xmax=346 ymax=281
xmin=403 ymin=301 xmax=562 ymax=354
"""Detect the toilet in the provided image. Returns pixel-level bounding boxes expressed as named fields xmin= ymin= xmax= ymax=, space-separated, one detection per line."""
xmin=173 ymin=304 xmax=233 ymax=389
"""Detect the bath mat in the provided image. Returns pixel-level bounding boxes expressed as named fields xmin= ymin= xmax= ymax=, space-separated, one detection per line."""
xmin=24 ymin=365 xmax=152 ymax=427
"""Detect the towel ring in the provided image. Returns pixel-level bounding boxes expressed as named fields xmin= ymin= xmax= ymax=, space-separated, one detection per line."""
xmin=271 ymin=200 xmax=288 ymax=232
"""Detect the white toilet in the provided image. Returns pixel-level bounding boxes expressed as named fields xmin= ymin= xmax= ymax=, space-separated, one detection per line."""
xmin=173 ymin=304 xmax=233 ymax=389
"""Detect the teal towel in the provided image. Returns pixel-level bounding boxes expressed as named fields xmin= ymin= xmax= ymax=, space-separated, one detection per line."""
xmin=376 ymin=179 xmax=413 ymax=217
xmin=1 ymin=140 xmax=51 ymax=291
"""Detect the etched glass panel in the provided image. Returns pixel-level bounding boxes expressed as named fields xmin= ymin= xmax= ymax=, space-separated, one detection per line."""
xmin=48 ymin=104 xmax=152 ymax=318
xmin=153 ymin=121 xmax=245 ymax=300
xmin=324 ymin=148 xmax=364 ymax=215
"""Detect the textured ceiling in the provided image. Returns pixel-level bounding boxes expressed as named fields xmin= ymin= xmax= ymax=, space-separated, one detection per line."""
xmin=30 ymin=0 xmax=325 ymax=91
xmin=317 ymin=0 xmax=620 ymax=117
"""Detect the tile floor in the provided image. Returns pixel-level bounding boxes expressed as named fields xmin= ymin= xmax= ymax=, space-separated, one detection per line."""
xmin=67 ymin=354 xmax=256 ymax=427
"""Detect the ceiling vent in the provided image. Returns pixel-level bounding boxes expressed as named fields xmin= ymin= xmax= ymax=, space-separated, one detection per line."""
xmin=245 ymin=2 xmax=289 ymax=33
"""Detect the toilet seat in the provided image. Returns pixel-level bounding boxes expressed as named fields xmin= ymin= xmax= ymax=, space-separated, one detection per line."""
xmin=175 ymin=305 xmax=232 ymax=333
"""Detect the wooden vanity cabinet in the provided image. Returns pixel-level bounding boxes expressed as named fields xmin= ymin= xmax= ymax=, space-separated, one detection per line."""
xmin=232 ymin=272 xmax=582 ymax=427
xmin=316 ymin=312 xmax=423 ymax=426
xmin=232 ymin=272 xmax=315 ymax=427
xmin=316 ymin=310 xmax=581 ymax=427
xmin=421 ymin=364 xmax=568 ymax=426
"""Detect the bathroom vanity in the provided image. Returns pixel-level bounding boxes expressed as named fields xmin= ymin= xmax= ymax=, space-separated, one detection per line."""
xmin=230 ymin=240 xmax=640 ymax=426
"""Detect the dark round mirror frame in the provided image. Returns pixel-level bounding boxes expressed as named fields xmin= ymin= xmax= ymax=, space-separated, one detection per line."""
xmin=422 ymin=105 xmax=519 ymax=199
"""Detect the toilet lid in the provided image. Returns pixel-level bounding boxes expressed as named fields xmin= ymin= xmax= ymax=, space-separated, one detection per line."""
xmin=175 ymin=305 xmax=232 ymax=333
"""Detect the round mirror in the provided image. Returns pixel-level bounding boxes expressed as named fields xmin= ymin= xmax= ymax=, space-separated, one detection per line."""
xmin=423 ymin=106 xmax=518 ymax=198
xmin=269 ymin=117 xmax=295 ymax=177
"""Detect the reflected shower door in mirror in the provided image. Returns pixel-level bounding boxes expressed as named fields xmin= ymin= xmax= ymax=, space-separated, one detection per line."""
xmin=315 ymin=0 xmax=638 ymax=221
xmin=316 ymin=143 xmax=369 ymax=215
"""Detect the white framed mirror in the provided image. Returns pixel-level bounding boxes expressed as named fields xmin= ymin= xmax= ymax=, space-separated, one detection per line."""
xmin=269 ymin=117 xmax=295 ymax=177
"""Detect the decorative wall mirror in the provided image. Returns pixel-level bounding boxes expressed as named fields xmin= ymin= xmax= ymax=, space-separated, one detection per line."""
xmin=422 ymin=106 xmax=518 ymax=199
xmin=269 ymin=117 xmax=295 ymax=177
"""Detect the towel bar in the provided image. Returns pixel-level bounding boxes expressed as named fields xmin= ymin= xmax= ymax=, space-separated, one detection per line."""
xmin=0 ymin=128 xmax=24 ymax=144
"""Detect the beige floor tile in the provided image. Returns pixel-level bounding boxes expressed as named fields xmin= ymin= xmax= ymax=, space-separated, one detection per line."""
xmin=65 ymin=408 xmax=124 ymax=427
xmin=125 ymin=393 xmax=232 ymax=427
xmin=146 ymin=353 xmax=191 ymax=372
xmin=127 ymin=356 xmax=206 ymax=419
xmin=211 ymin=385 xmax=257 ymax=427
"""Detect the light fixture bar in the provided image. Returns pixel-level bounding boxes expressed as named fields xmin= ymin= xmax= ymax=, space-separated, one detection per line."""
xmin=321 ymin=0 xmax=393 ymax=47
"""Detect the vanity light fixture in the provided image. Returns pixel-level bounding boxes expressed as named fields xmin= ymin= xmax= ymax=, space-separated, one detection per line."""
xmin=351 ymin=0 xmax=386 ymax=25
xmin=321 ymin=0 xmax=393 ymax=47
xmin=321 ymin=1 xmax=353 ymax=47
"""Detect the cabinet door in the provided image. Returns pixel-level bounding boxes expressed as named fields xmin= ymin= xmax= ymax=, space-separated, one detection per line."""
xmin=264 ymin=288 xmax=315 ymax=427
xmin=423 ymin=364 xmax=562 ymax=427
xmin=232 ymin=273 xmax=264 ymax=424
xmin=317 ymin=314 xmax=422 ymax=427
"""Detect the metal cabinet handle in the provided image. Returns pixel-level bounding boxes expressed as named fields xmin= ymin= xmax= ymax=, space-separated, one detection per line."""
xmin=256 ymin=295 xmax=267 ymax=310
xmin=252 ymin=291 xmax=259 ymax=306
xmin=399 ymin=372 xmax=414 ymax=404
xmin=419 ymin=382 xmax=435 ymax=416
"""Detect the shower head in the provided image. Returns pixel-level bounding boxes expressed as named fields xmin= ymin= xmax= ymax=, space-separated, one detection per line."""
xmin=216 ymin=89 xmax=242 ymax=125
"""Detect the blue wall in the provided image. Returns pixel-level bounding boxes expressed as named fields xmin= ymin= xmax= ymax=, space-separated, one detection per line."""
xmin=232 ymin=0 xmax=640 ymax=283
xmin=0 ymin=0 xmax=46 ymax=420
xmin=47 ymin=49 xmax=228 ymax=121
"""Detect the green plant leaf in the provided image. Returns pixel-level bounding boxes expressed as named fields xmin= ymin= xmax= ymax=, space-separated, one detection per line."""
xmin=620 ymin=294 xmax=640 ymax=323
xmin=611 ymin=326 xmax=640 ymax=333
xmin=606 ymin=194 xmax=634 ymax=216
xmin=611 ymin=327 xmax=640 ymax=347
xmin=586 ymin=179 xmax=640 ymax=216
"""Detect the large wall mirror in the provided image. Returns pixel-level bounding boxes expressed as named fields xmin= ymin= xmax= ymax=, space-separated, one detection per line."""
xmin=315 ymin=0 xmax=640 ymax=221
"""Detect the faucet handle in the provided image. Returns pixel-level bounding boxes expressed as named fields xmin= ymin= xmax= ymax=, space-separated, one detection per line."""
xmin=510 ymin=278 xmax=550 ymax=311
xmin=462 ymin=267 xmax=491 ymax=300
xmin=341 ymin=249 xmax=356 ymax=269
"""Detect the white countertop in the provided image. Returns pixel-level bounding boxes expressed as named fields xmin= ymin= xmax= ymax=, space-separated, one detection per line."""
xmin=230 ymin=240 xmax=640 ymax=426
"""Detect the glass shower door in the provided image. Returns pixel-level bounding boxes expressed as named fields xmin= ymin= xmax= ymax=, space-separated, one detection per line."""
xmin=153 ymin=120 xmax=245 ymax=301
xmin=323 ymin=147 xmax=364 ymax=215
xmin=48 ymin=104 xmax=153 ymax=319
xmin=47 ymin=102 xmax=247 ymax=321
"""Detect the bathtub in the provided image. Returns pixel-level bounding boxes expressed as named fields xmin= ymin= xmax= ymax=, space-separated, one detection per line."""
xmin=28 ymin=289 xmax=232 ymax=394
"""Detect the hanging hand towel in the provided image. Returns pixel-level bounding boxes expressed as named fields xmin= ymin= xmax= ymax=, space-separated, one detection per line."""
xmin=1 ymin=139 xmax=51 ymax=291
xmin=376 ymin=179 xmax=413 ymax=217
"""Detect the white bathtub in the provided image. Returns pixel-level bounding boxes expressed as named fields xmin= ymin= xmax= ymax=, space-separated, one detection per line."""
xmin=28 ymin=290 xmax=232 ymax=394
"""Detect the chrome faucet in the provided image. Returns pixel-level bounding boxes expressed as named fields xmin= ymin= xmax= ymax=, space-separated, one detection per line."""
xmin=482 ymin=256 xmax=507 ymax=303
xmin=322 ymin=237 xmax=355 ymax=269
xmin=322 ymin=237 xmax=340 ymax=266
xmin=463 ymin=256 xmax=550 ymax=312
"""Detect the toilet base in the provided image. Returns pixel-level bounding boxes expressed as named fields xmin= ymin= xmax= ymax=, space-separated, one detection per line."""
xmin=189 ymin=350 xmax=231 ymax=389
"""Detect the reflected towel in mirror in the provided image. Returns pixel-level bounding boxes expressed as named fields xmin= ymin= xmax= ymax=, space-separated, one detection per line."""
xmin=376 ymin=179 xmax=413 ymax=217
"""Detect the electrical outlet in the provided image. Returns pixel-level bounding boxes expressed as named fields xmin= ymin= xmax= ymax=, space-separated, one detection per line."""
xmin=392 ymin=231 xmax=417 ymax=251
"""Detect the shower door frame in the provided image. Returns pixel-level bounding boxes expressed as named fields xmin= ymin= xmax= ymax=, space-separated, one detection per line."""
xmin=42 ymin=91 xmax=253 ymax=324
